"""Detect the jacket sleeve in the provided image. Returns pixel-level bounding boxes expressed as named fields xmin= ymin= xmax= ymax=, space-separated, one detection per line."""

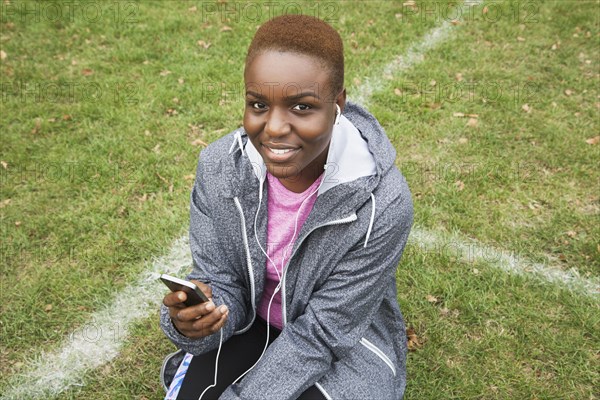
xmin=160 ymin=155 xmax=250 ymax=355
xmin=220 ymin=186 xmax=414 ymax=399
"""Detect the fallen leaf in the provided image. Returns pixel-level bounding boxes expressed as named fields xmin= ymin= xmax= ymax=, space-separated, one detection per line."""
xmin=453 ymin=112 xmax=465 ymax=117
xmin=62 ymin=114 xmax=72 ymax=121
xmin=466 ymin=118 xmax=478 ymax=127
xmin=184 ymin=174 xmax=195 ymax=181
xmin=440 ymin=307 xmax=450 ymax=316
xmin=160 ymin=70 xmax=172 ymax=77
xmin=197 ymin=40 xmax=211 ymax=49
xmin=429 ymin=79 xmax=437 ymax=87
xmin=394 ymin=88 xmax=402 ymax=96
xmin=166 ymin=108 xmax=178 ymax=116
xmin=71 ymin=59 xmax=77 ymax=65
xmin=517 ymin=36 xmax=526 ymax=42
xmin=455 ymin=180 xmax=465 ymax=191
xmin=458 ymin=137 xmax=468 ymax=144
xmin=451 ymin=19 xmax=460 ymax=26
xmin=0 ymin=199 xmax=11 ymax=208
xmin=353 ymin=77 xmax=361 ymax=86
xmin=143 ymin=60 xmax=150 ymax=65
xmin=455 ymin=72 xmax=463 ymax=82
xmin=152 ymin=144 xmax=161 ymax=153
xmin=0 ymin=50 xmax=6 ymax=60
xmin=522 ymin=104 xmax=531 ymax=113
xmin=406 ymin=327 xmax=423 ymax=351
xmin=44 ymin=304 xmax=53 ymax=312
xmin=566 ymin=231 xmax=577 ymax=238
xmin=172 ymin=97 xmax=180 ymax=104
xmin=191 ymin=138 xmax=208 ymax=147
xmin=403 ymin=0 xmax=416 ymax=6
xmin=144 ymin=130 xmax=151 ymax=136
xmin=220 ymin=25 xmax=232 ymax=32
xmin=551 ymin=43 xmax=558 ymax=50
xmin=482 ymin=5 xmax=489 ymax=14
xmin=31 ymin=118 xmax=42 ymax=134
xmin=426 ymin=295 xmax=438 ymax=303
xmin=15 ymin=221 xmax=21 ymax=226
xmin=188 ymin=5 xmax=197 ymax=12
xmin=473 ymin=268 xmax=480 ymax=275
xmin=178 ymin=78 xmax=185 ymax=85
xmin=585 ymin=135 xmax=599 ymax=145
xmin=137 ymin=193 xmax=148 ymax=202
xmin=81 ymin=68 xmax=94 ymax=76
xmin=564 ymin=89 xmax=573 ymax=96
xmin=558 ymin=254 xmax=567 ymax=261
xmin=0 ymin=160 xmax=7 ymax=169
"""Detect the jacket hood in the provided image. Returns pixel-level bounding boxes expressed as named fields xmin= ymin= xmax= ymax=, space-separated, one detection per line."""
xmin=227 ymin=100 xmax=398 ymax=197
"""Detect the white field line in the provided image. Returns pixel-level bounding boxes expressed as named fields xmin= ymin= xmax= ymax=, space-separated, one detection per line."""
xmin=3 ymin=1 xmax=598 ymax=398
xmin=410 ymin=227 xmax=600 ymax=297
xmin=1 ymin=235 xmax=191 ymax=400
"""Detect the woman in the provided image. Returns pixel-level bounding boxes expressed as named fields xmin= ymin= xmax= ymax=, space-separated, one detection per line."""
xmin=160 ymin=14 xmax=413 ymax=400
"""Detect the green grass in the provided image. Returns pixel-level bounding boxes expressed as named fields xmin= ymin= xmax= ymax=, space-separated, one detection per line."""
xmin=1 ymin=0 xmax=598 ymax=399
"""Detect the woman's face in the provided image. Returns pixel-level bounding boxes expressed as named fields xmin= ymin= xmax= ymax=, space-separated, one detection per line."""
xmin=243 ymin=51 xmax=345 ymax=193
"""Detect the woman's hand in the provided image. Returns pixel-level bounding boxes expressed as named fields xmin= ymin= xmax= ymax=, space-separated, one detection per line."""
xmin=162 ymin=280 xmax=229 ymax=339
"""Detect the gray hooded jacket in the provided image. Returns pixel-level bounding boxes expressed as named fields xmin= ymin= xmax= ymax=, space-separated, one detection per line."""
xmin=160 ymin=100 xmax=413 ymax=399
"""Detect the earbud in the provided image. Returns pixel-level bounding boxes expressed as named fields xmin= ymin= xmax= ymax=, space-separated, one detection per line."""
xmin=334 ymin=104 xmax=341 ymax=125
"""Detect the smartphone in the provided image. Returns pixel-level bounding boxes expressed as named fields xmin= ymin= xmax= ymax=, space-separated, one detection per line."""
xmin=160 ymin=274 xmax=210 ymax=307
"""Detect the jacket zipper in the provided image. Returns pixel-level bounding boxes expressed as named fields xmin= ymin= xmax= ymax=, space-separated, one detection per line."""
xmin=359 ymin=337 xmax=397 ymax=376
xmin=281 ymin=213 xmax=358 ymax=326
xmin=233 ymin=197 xmax=256 ymax=334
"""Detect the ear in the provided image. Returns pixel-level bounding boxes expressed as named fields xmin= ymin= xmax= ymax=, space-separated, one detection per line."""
xmin=335 ymin=88 xmax=347 ymax=114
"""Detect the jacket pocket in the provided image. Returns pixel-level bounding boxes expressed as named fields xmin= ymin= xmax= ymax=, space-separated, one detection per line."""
xmin=359 ymin=337 xmax=397 ymax=377
xmin=160 ymin=348 xmax=185 ymax=393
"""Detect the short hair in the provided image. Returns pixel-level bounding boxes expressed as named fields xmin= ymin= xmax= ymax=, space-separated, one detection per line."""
xmin=245 ymin=14 xmax=344 ymax=98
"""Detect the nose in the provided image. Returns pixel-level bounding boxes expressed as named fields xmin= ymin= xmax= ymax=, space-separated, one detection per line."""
xmin=264 ymin=107 xmax=291 ymax=137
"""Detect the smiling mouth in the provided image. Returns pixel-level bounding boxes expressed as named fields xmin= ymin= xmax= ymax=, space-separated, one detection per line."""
xmin=261 ymin=144 xmax=300 ymax=162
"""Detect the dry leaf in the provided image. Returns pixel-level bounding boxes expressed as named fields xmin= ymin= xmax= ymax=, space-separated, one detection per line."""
xmin=144 ymin=130 xmax=151 ymax=136
xmin=71 ymin=59 xmax=77 ymax=65
xmin=0 ymin=199 xmax=11 ymax=208
xmin=353 ymin=77 xmax=361 ymax=86
xmin=166 ymin=108 xmax=178 ymax=116
xmin=403 ymin=0 xmax=416 ymax=6
xmin=160 ymin=70 xmax=172 ymax=76
xmin=81 ymin=68 xmax=94 ymax=76
xmin=458 ymin=137 xmax=468 ymax=144
xmin=451 ymin=19 xmax=460 ymax=26
xmin=551 ymin=43 xmax=558 ymax=50
xmin=184 ymin=174 xmax=195 ymax=181
xmin=426 ymin=295 xmax=438 ymax=303
xmin=197 ymin=40 xmax=211 ymax=49
xmin=138 ymin=193 xmax=148 ymax=202
xmin=429 ymin=79 xmax=437 ymax=87
xmin=585 ymin=135 xmax=599 ymax=145
xmin=473 ymin=268 xmax=480 ymax=275
xmin=220 ymin=26 xmax=232 ymax=32
xmin=0 ymin=50 xmax=6 ymax=60
xmin=394 ymin=88 xmax=402 ymax=96
xmin=188 ymin=5 xmax=197 ymax=12
xmin=44 ymin=304 xmax=53 ymax=312
xmin=0 ymin=160 xmax=7 ymax=169
xmin=406 ymin=327 xmax=422 ymax=351
xmin=62 ymin=114 xmax=72 ymax=121
xmin=517 ymin=36 xmax=525 ymax=42
xmin=172 ymin=97 xmax=180 ymax=104
xmin=455 ymin=180 xmax=465 ymax=191
xmin=482 ymin=5 xmax=489 ymax=14
xmin=522 ymin=104 xmax=531 ymax=113
xmin=143 ymin=60 xmax=150 ymax=65
xmin=455 ymin=72 xmax=463 ymax=82
xmin=191 ymin=138 xmax=208 ymax=147
xmin=15 ymin=221 xmax=21 ymax=226
xmin=152 ymin=144 xmax=161 ymax=153
xmin=453 ymin=112 xmax=465 ymax=117
xmin=566 ymin=231 xmax=577 ymax=238
xmin=178 ymin=78 xmax=185 ymax=85
xmin=564 ymin=89 xmax=573 ymax=96
xmin=558 ymin=254 xmax=567 ymax=261
xmin=466 ymin=118 xmax=478 ymax=127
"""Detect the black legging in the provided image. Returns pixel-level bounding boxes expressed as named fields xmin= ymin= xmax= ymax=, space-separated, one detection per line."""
xmin=176 ymin=317 xmax=326 ymax=400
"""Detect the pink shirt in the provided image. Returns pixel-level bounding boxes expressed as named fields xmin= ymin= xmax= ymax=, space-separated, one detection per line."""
xmin=256 ymin=171 xmax=324 ymax=329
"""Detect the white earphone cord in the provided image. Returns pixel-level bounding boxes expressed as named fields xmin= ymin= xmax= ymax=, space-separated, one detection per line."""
xmin=198 ymin=168 xmax=328 ymax=400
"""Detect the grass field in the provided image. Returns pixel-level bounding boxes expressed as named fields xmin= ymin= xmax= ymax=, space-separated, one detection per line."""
xmin=1 ymin=0 xmax=598 ymax=399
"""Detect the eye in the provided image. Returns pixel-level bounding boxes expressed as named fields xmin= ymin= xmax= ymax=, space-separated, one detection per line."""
xmin=292 ymin=104 xmax=311 ymax=111
xmin=248 ymin=101 xmax=267 ymax=110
